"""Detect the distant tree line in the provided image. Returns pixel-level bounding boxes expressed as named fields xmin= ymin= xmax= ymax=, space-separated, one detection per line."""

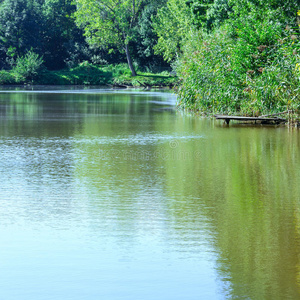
xmin=0 ymin=0 xmax=169 ymax=72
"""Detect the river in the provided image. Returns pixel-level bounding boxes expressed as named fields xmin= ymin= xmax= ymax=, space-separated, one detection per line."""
xmin=0 ymin=87 xmax=300 ymax=299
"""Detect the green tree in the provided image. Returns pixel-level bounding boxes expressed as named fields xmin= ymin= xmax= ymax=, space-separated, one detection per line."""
xmin=152 ymin=0 xmax=193 ymax=62
xmin=0 ymin=0 xmax=43 ymax=68
xmin=75 ymin=0 xmax=150 ymax=76
xmin=41 ymin=0 xmax=81 ymax=69
xmin=0 ymin=0 xmax=87 ymax=70
xmin=131 ymin=1 xmax=169 ymax=71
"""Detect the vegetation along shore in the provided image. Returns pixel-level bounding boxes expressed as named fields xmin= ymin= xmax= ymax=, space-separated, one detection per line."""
xmin=0 ymin=0 xmax=299 ymax=119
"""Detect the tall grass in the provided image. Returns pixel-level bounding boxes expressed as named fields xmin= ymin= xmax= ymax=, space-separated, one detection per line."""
xmin=176 ymin=8 xmax=300 ymax=115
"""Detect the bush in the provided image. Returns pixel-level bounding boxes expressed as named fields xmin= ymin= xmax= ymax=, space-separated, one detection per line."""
xmin=12 ymin=51 xmax=44 ymax=83
xmin=0 ymin=70 xmax=15 ymax=84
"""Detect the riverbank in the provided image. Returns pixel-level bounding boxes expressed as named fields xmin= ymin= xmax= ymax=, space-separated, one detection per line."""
xmin=0 ymin=63 xmax=178 ymax=88
xmin=2 ymin=59 xmax=299 ymax=125
xmin=170 ymin=5 xmax=299 ymax=119
xmin=177 ymin=105 xmax=300 ymax=127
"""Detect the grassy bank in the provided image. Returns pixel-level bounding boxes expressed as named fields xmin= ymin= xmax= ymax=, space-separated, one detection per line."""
xmin=0 ymin=63 xmax=177 ymax=88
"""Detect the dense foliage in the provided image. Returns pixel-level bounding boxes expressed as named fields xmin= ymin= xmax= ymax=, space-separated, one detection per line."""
xmin=0 ymin=0 xmax=168 ymax=74
xmin=0 ymin=0 xmax=81 ymax=70
xmin=153 ymin=0 xmax=300 ymax=114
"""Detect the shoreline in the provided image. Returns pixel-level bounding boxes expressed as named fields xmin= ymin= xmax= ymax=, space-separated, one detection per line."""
xmin=0 ymin=64 xmax=178 ymax=88
xmin=1 ymin=82 xmax=298 ymax=126
xmin=176 ymin=105 xmax=300 ymax=127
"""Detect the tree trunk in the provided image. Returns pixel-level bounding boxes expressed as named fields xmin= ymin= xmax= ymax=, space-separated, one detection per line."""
xmin=125 ymin=43 xmax=136 ymax=77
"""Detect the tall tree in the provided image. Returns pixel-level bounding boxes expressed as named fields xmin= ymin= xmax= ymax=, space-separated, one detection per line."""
xmin=152 ymin=0 xmax=193 ymax=62
xmin=0 ymin=0 xmax=87 ymax=70
xmin=131 ymin=1 xmax=169 ymax=71
xmin=41 ymin=0 xmax=83 ymax=69
xmin=75 ymin=0 xmax=149 ymax=76
xmin=0 ymin=0 xmax=43 ymax=68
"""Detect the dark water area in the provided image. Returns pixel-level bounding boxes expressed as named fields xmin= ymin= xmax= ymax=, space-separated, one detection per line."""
xmin=0 ymin=87 xmax=300 ymax=299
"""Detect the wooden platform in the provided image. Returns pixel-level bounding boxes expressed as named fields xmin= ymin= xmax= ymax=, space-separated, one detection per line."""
xmin=214 ymin=115 xmax=287 ymax=125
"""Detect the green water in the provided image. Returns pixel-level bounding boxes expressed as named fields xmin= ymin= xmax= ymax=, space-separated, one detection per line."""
xmin=0 ymin=87 xmax=300 ymax=299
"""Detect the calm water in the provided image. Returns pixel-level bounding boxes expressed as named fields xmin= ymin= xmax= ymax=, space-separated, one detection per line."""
xmin=0 ymin=87 xmax=300 ymax=300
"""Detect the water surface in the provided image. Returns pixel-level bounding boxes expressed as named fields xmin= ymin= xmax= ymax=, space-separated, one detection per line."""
xmin=0 ymin=87 xmax=300 ymax=299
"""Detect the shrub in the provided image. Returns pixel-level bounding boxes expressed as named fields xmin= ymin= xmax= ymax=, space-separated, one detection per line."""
xmin=12 ymin=51 xmax=44 ymax=83
xmin=0 ymin=70 xmax=15 ymax=84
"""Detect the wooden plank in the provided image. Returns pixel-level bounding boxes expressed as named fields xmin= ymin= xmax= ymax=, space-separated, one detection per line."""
xmin=215 ymin=115 xmax=274 ymax=121
xmin=214 ymin=115 xmax=287 ymax=124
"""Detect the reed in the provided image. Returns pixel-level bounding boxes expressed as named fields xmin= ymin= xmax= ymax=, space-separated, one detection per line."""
xmin=176 ymin=7 xmax=300 ymax=117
